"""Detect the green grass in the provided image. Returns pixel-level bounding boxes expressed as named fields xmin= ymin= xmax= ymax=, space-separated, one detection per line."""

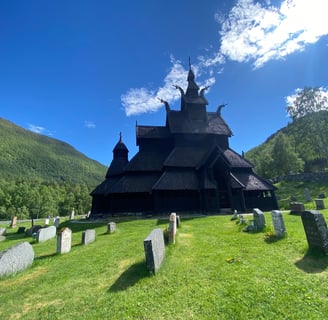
xmin=1 ymin=213 xmax=328 ymax=319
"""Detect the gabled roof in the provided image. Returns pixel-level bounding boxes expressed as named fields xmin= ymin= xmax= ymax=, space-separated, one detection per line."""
xmin=109 ymin=173 xmax=160 ymax=193
xmin=221 ymin=149 xmax=253 ymax=168
xmin=90 ymin=177 xmax=120 ymax=195
xmin=164 ymin=147 xmax=209 ymax=168
xmin=230 ymin=172 xmax=275 ymax=191
xmin=125 ymin=151 xmax=167 ymax=172
xmin=106 ymin=157 xmax=128 ymax=177
xmin=136 ymin=125 xmax=170 ymax=140
xmin=167 ymin=110 xmax=232 ymax=135
xmin=152 ymin=170 xmax=199 ymax=190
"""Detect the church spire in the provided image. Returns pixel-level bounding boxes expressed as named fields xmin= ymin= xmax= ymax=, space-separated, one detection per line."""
xmin=185 ymin=59 xmax=199 ymax=98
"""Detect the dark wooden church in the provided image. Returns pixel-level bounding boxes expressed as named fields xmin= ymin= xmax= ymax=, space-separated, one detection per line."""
xmin=90 ymin=67 xmax=278 ymax=216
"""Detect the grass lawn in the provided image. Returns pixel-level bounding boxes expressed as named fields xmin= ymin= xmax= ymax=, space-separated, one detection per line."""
xmin=1 ymin=212 xmax=328 ymax=319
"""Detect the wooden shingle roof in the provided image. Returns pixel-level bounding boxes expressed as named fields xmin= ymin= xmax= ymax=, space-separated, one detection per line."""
xmin=230 ymin=172 xmax=275 ymax=191
xmin=125 ymin=151 xmax=167 ymax=172
xmin=152 ymin=170 xmax=199 ymax=190
xmin=222 ymin=149 xmax=253 ymax=168
xmin=164 ymin=147 xmax=208 ymax=168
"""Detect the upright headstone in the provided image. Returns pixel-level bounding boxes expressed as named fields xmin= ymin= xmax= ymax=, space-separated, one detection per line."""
xmin=57 ymin=228 xmax=72 ymax=254
xmin=44 ymin=218 xmax=50 ymax=226
xmin=82 ymin=229 xmax=96 ymax=245
xmin=69 ymin=208 xmax=75 ymax=220
xmin=144 ymin=228 xmax=165 ymax=274
xmin=17 ymin=227 xmax=26 ymax=234
xmin=0 ymin=228 xmax=6 ymax=236
xmin=253 ymin=208 xmax=266 ymax=231
xmin=301 ymin=210 xmax=328 ymax=254
xmin=315 ymin=199 xmax=325 ymax=210
xmin=10 ymin=216 xmax=17 ymax=228
xmin=176 ymin=215 xmax=181 ymax=228
xmin=0 ymin=242 xmax=34 ymax=277
xmin=107 ymin=222 xmax=116 ymax=234
xmin=25 ymin=225 xmax=42 ymax=237
xmin=271 ymin=210 xmax=286 ymax=238
xmin=290 ymin=202 xmax=305 ymax=214
xmin=54 ymin=217 xmax=60 ymax=228
xmin=304 ymin=188 xmax=311 ymax=202
xmin=37 ymin=226 xmax=57 ymax=243
xmin=168 ymin=212 xmax=177 ymax=244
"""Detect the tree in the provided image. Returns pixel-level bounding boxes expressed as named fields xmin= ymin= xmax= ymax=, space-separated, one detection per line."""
xmin=286 ymin=87 xmax=328 ymax=120
xmin=271 ymin=133 xmax=304 ymax=177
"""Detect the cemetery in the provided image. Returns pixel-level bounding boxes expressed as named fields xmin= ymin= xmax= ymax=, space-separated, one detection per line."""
xmin=1 ymin=203 xmax=328 ymax=319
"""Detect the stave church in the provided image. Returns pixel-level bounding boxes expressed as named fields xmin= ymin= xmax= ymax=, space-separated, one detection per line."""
xmin=90 ymin=66 xmax=278 ymax=216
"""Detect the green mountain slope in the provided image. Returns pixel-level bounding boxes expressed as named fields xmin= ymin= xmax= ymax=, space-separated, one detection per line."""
xmin=245 ymin=110 xmax=328 ymax=178
xmin=0 ymin=118 xmax=106 ymax=185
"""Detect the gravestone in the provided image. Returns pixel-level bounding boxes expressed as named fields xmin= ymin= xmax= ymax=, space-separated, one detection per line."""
xmin=69 ymin=208 xmax=75 ymax=220
xmin=144 ymin=228 xmax=165 ymax=274
xmin=176 ymin=215 xmax=181 ymax=228
xmin=0 ymin=236 xmax=5 ymax=242
xmin=57 ymin=228 xmax=72 ymax=254
xmin=36 ymin=226 xmax=56 ymax=243
xmin=304 ymin=188 xmax=311 ymax=202
xmin=318 ymin=193 xmax=326 ymax=199
xmin=82 ymin=229 xmax=96 ymax=245
xmin=54 ymin=217 xmax=60 ymax=228
xmin=301 ymin=210 xmax=328 ymax=254
xmin=253 ymin=208 xmax=266 ymax=231
xmin=10 ymin=216 xmax=17 ymax=228
xmin=0 ymin=228 xmax=6 ymax=236
xmin=25 ymin=225 xmax=42 ymax=237
xmin=168 ymin=212 xmax=177 ymax=244
xmin=290 ymin=202 xmax=305 ymax=214
xmin=17 ymin=227 xmax=26 ymax=234
xmin=315 ymin=199 xmax=325 ymax=210
xmin=44 ymin=218 xmax=49 ymax=226
xmin=0 ymin=242 xmax=34 ymax=277
xmin=107 ymin=222 xmax=116 ymax=234
xmin=271 ymin=210 xmax=286 ymax=238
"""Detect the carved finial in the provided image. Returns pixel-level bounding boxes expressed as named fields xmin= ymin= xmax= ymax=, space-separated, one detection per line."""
xmin=173 ymin=84 xmax=184 ymax=96
xmin=200 ymin=86 xmax=210 ymax=96
xmin=119 ymin=132 xmax=122 ymax=142
xmin=217 ymin=103 xmax=228 ymax=115
xmin=157 ymin=97 xmax=170 ymax=112
xmin=189 ymin=56 xmax=191 ymax=69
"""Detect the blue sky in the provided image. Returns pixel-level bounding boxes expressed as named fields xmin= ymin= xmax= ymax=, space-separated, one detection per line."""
xmin=1 ymin=0 xmax=328 ymax=166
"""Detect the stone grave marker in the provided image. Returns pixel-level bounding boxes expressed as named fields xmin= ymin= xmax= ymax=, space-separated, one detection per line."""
xmin=271 ymin=210 xmax=286 ymax=238
xmin=0 ymin=236 xmax=5 ymax=242
xmin=301 ymin=210 xmax=328 ymax=254
xmin=82 ymin=229 xmax=96 ymax=245
xmin=10 ymin=216 xmax=17 ymax=228
xmin=37 ymin=226 xmax=56 ymax=243
xmin=57 ymin=228 xmax=72 ymax=254
xmin=0 ymin=242 xmax=34 ymax=277
xmin=168 ymin=212 xmax=177 ymax=244
xmin=44 ymin=218 xmax=50 ymax=226
xmin=253 ymin=208 xmax=266 ymax=231
xmin=0 ymin=228 xmax=6 ymax=236
xmin=304 ymin=188 xmax=311 ymax=202
xmin=69 ymin=208 xmax=75 ymax=220
xmin=17 ymin=227 xmax=26 ymax=234
xmin=107 ymin=222 xmax=116 ymax=234
xmin=318 ymin=193 xmax=326 ymax=199
xmin=54 ymin=217 xmax=60 ymax=228
xmin=176 ymin=215 xmax=181 ymax=228
xmin=290 ymin=202 xmax=305 ymax=214
xmin=315 ymin=199 xmax=325 ymax=210
xmin=25 ymin=225 xmax=42 ymax=237
xmin=144 ymin=228 xmax=165 ymax=274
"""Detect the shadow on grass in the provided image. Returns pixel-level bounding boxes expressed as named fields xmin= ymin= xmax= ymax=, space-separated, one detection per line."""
xmin=295 ymin=249 xmax=328 ymax=273
xmin=35 ymin=252 xmax=57 ymax=260
xmin=108 ymin=261 xmax=149 ymax=293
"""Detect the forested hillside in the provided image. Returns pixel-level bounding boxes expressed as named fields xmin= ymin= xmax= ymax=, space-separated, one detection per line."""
xmin=0 ymin=118 xmax=106 ymax=184
xmin=0 ymin=118 xmax=107 ymax=219
xmin=245 ymin=110 xmax=328 ymax=179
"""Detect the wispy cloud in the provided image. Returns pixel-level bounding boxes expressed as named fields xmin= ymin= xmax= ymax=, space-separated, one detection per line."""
xmin=28 ymin=124 xmax=53 ymax=135
xmin=84 ymin=121 xmax=96 ymax=129
xmin=121 ymin=56 xmax=217 ymax=116
xmin=218 ymin=0 xmax=328 ymax=68
xmin=121 ymin=0 xmax=328 ymax=116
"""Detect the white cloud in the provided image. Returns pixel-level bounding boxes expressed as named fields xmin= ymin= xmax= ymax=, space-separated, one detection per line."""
xmin=218 ymin=0 xmax=328 ymax=68
xmin=121 ymin=56 xmax=217 ymax=116
xmin=28 ymin=124 xmax=46 ymax=134
xmin=84 ymin=121 xmax=96 ymax=129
